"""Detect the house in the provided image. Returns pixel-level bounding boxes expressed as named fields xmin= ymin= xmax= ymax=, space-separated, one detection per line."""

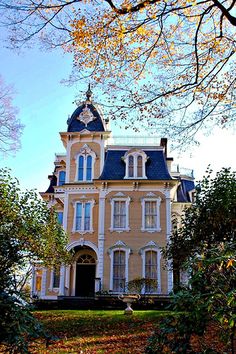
xmin=31 ymin=88 xmax=195 ymax=300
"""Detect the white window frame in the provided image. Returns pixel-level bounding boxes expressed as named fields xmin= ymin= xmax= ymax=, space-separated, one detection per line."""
xmin=72 ymin=200 xmax=95 ymax=234
xmin=141 ymin=197 xmax=162 ymax=232
xmin=108 ymin=241 xmax=131 ymax=293
xmin=110 ymin=197 xmax=131 ymax=232
xmin=74 ymin=144 xmax=96 ymax=182
xmin=124 ymin=150 xmax=147 ymax=179
xmin=139 ymin=242 xmax=161 ymax=294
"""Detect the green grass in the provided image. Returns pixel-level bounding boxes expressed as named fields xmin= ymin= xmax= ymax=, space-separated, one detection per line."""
xmin=31 ymin=309 xmax=172 ymax=353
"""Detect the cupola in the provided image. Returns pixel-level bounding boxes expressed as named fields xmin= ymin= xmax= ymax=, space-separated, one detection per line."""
xmin=67 ymin=85 xmax=108 ymax=132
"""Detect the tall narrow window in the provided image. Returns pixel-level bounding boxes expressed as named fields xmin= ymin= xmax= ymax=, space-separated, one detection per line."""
xmin=141 ymin=197 xmax=161 ymax=232
xmin=86 ymin=155 xmax=92 ymax=181
xmin=53 ymin=268 xmax=60 ymax=288
xmin=84 ymin=203 xmax=91 ymax=231
xmin=58 ymin=171 xmax=66 ymax=186
xmin=74 ymin=201 xmax=94 ymax=233
xmin=145 ymin=201 xmax=157 ymax=229
xmin=110 ymin=197 xmax=130 ymax=232
xmin=145 ymin=250 xmax=157 ymax=293
xmin=114 ymin=201 xmax=126 ymax=229
xmin=76 ymin=203 xmax=82 ymax=230
xmin=128 ymin=155 xmax=134 ymax=177
xmin=78 ymin=156 xmax=84 ymax=181
xmin=137 ymin=155 xmax=143 ymax=177
xmin=113 ymin=250 xmax=125 ymax=292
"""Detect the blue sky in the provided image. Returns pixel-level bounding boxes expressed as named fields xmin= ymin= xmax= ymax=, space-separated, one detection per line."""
xmin=0 ymin=43 xmax=235 ymax=192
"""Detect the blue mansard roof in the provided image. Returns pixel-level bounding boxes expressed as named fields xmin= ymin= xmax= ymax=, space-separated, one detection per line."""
xmin=177 ymin=179 xmax=195 ymax=202
xmin=67 ymin=102 xmax=105 ymax=133
xmin=99 ymin=149 xmax=172 ymax=180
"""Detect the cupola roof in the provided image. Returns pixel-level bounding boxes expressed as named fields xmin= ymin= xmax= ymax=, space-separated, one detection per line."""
xmin=67 ymin=85 xmax=106 ymax=132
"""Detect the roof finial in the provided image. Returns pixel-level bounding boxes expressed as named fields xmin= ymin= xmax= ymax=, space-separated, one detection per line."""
xmin=86 ymin=84 xmax=92 ymax=101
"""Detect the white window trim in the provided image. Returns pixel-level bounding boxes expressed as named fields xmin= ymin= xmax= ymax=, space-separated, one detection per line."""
xmin=72 ymin=200 xmax=95 ymax=234
xmin=109 ymin=197 xmax=131 ymax=232
xmin=57 ymin=169 xmax=66 ymax=186
xmin=124 ymin=150 xmax=148 ymax=179
xmin=108 ymin=241 xmax=131 ymax=293
xmin=74 ymin=144 xmax=96 ymax=182
xmin=141 ymin=197 xmax=162 ymax=232
xmin=139 ymin=242 xmax=161 ymax=294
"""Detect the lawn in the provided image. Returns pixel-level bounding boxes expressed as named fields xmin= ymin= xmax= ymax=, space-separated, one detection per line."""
xmin=30 ymin=309 xmax=168 ymax=353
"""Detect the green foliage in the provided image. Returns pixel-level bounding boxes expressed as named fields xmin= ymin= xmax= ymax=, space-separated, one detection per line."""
xmin=0 ymin=168 xmax=71 ymax=352
xmin=126 ymin=277 xmax=158 ymax=294
xmin=150 ymin=168 xmax=236 ymax=353
xmin=164 ymin=167 xmax=236 ymax=281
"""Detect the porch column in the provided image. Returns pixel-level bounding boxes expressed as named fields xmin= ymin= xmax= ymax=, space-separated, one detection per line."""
xmin=98 ymin=191 xmax=106 ymax=288
xmin=59 ymin=265 xmax=66 ymax=296
xmin=165 ymin=188 xmax=173 ymax=293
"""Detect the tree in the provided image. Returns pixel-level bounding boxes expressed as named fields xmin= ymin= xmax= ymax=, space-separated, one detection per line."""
xmin=146 ymin=243 xmax=236 ymax=353
xmin=0 ymin=0 xmax=235 ymax=144
xmin=146 ymin=168 xmax=236 ymax=353
xmin=0 ymin=168 xmax=71 ymax=353
xmin=164 ymin=167 xmax=236 ymax=287
xmin=0 ymin=76 xmax=23 ymax=155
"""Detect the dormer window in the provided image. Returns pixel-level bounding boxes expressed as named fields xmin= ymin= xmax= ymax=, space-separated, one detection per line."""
xmin=124 ymin=150 xmax=147 ymax=179
xmin=75 ymin=144 xmax=96 ymax=182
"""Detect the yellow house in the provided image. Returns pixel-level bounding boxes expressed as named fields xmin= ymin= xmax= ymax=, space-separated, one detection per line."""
xmin=31 ymin=88 xmax=195 ymax=300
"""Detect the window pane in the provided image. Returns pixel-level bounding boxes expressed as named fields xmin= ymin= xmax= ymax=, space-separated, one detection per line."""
xmin=137 ymin=155 xmax=143 ymax=177
xmin=128 ymin=155 xmax=134 ymax=177
xmin=78 ymin=156 xmax=84 ymax=180
xmin=57 ymin=212 xmax=63 ymax=225
xmin=145 ymin=251 xmax=157 ymax=292
xmin=58 ymin=171 xmax=66 ymax=186
xmin=113 ymin=250 xmax=126 ymax=292
xmin=76 ymin=203 xmax=82 ymax=230
xmin=145 ymin=201 xmax=157 ymax=229
xmin=86 ymin=156 xmax=92 ymax=181
xmin=53 ymin=269 xmax=60 ymax=288
xmin=114 ymin=201 xmax=126 ymax=228
xmin=84 ymin=203 xmax=91 ymax=230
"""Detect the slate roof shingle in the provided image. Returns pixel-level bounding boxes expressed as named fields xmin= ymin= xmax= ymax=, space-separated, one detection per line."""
xmin=99 ymin=149 xmax=172 ymax=180
xmin=67 ymin=103 xmax=105 ymax=132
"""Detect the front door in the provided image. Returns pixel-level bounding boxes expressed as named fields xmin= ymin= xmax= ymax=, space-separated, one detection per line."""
xmin=75 ymin=264 xmax=96 ymax=297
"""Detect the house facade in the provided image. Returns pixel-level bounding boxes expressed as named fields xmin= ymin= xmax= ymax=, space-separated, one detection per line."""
xmin=31 ymin=89 xmax=195 ymax=300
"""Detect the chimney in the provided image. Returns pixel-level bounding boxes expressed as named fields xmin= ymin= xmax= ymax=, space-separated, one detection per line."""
xmin=160 ymin=138 xmax=168 ymax=156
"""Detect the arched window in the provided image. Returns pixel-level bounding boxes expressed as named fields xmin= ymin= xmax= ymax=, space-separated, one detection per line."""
xmin=86 ymin=155 xmax=92 ymax=181
xmin=145 ymin=250 xmax=157 ymax=293
xmin=113 ymin=250 xmax=126 ymax=292
xmin=139 ymin=241 xmax=161 ymax=294
xmin=108 ymin=241 xmax=131 ymax=292
xmin=128 ymin=155 xmax=134 ymax=177
xmin=78 ymin=156 xmax=84 ymax=181
xmin=137 ymin=155 xmax=143 ymax=177
xmin=75 ymin=144 xmax=96 ymax=182
xmin=124 ymin=150 xmax=147 ymax=179
xmin=58 ymin=171 xmax=66 ymax=186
